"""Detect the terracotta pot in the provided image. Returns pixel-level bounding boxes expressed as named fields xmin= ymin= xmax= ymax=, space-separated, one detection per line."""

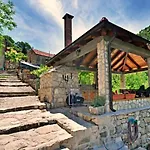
xmin=125 ymin=94 xmax=135 ymax=99
xmin=113 ymin=94 xmax=125 ymax=100
xmin=88 ymin=106 xmax=105 ymax=115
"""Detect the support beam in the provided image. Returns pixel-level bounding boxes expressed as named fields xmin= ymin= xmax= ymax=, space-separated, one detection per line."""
xmin=120 ymin=74 xmax=126 ymax=89
xmin=56 ymin=37 xmax=102 ymax=65
xmin=86 ymin=51 xmax=97 ymax=67
xmin=104 ymin=36 xmax=150 ymax=58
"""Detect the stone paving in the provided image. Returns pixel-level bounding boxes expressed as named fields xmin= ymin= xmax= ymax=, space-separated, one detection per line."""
xmin=0 ymin=72 xmax=91 ymax=150
xmin=0 ymin=124 xmax=72 ymax=150
xmin=0 ymin=96 xmax=45 ymax=113
xmin=0 ymin=82 xmax=28 ymax=86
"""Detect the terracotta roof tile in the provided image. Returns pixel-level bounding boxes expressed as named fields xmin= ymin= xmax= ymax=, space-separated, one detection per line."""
xmin=33 ymin=49 xmax=54 ymax=57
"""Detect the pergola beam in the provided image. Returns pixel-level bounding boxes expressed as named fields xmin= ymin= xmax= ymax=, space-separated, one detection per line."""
xmin=104 ymin=36 xmax=150 ymax=58
xmin=56 ymin=36 xmax=102 ymax=65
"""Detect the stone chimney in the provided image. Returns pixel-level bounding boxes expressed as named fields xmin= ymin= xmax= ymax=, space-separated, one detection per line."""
xmin=62 ymin=13 xmax=74 ymax=47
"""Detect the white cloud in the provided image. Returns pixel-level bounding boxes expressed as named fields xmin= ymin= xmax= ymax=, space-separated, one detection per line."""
xmin=72 ymin=0 xmax=78 ymax=9
xmin=27 ymin=0 xmax=64 ymax=28
xmin=5 ymin=0 xmax=150 ymax=55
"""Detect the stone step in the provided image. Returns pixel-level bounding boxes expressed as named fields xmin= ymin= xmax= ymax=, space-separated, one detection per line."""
xmin=0 ymin=79 xmax=21 ymax=82
xmin=0 ymin=124 xmax=73 ymax=150
xmin=0 ymin=86 xmax=35 ymax=97
xmin=0 ymin=109 xmax=57 ymax=134
xmin=0 ymin=96 xmax=46 ymax=113
xmin=0 ymin=82 xmax=29 ymax=87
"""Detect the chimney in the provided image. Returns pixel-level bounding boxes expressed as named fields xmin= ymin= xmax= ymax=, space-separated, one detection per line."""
xmin=63 ymin=13 xmax=74 ymax=47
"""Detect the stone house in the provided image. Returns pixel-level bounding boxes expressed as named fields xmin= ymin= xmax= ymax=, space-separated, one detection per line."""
xmin=27 ymin=49 xmax=54 ymax=66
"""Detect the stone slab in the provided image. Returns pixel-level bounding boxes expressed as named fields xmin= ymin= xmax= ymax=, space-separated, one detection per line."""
xmin=0 ymin=82 xmax=28 ymax=86
xmin=0 ymin=109 xmax=56 ymax=134
xmin=0 ymin=124 xmax=72 ymax=150
xmin=0 ymin=96 xmax=46 ymax=113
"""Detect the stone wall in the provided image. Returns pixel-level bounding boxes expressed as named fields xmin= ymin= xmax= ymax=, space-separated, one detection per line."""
xmin=71 ymin=106 xmax=150 ymax=149
xmin=113 ymin=98 xmax=150 ymax=111
xmin=39 ymin=65 xmax=79 ymax=108
xmin=17 ymin=69 xmax=39 ymax=92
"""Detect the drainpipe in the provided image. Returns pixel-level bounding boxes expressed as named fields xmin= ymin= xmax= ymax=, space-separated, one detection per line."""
xmin=107 ymin=32 xmax=116 ymax=112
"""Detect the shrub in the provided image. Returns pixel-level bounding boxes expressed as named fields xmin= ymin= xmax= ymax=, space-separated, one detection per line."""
xmin=91 ymin=96 xmax=106 ymax=107
xmin=31 ymin=65 xmax=52 ymax=78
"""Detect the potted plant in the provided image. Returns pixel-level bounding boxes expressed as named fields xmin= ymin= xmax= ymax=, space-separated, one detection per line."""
xmin=88 ymin=95 xmax=106 ymax=115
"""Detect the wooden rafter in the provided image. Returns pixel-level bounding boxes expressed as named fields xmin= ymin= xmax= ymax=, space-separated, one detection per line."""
xmin=111 ymin=50 xmax=122 ymax=62
xmin=114 ymin=59 xmax=125 ymax=71
xmin=86 ymin=51 xmax=97 ymax=67
xmin=125 ymin=64 xmax=132 ymax=70
xmin=128 ymin=54 xmax=141 ymax=68
xmin=111 ymin=52 xmax=126 ymax=68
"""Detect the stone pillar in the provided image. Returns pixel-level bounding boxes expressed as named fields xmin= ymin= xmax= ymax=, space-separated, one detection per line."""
xmin=120 ymin=74 xmax=126 ymax=89
xmin=97 ymin=38 xmax=110 ymax=112
xmin=147 ymin=57 xmax=150 ymax=87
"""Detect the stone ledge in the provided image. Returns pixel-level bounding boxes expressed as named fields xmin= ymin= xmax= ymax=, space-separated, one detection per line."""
xmin=0 ymin=124 xmax=73 ymax=150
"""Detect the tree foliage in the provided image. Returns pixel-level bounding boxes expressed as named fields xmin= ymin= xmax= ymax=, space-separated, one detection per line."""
xmin=0 ymin=0 xmax=16 ymax=33
xmin=78 ymin=71 xmax=95 ymax=85
xmin=138 ymin=25 xmax=150 ymax=41
xmin=15 ymin=41 xmax=32 ymax=54
xmin=5 ymin=49 xmax=27 ymax=63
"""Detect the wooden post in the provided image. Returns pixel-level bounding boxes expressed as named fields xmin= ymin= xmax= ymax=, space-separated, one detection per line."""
xmin=120 ymin=74 xmax=126 ymax=89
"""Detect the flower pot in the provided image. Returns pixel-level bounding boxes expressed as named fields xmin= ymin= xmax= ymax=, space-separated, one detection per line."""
xmin=125 ymin=94 xmax=135 ymax=99
xmin=88 ymin=106 xmax=105 ymax=115
xmin=113 ymin=94 xmax=125 ymax=100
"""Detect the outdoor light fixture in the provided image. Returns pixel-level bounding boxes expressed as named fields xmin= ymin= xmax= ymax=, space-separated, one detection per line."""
xmin=62 ymin=73 xmax=73 ymax=82
xmin=76 ymin=48 xmax=81 ymax=56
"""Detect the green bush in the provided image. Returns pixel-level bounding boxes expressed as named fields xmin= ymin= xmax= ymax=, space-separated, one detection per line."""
xmin=91 ymin=96 xmax=106 ymax=107
xmin=31 ymin=65 xmax=52 ymax=78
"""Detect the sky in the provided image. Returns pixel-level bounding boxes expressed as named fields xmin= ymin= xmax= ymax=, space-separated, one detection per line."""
xmin=3 ymin=0 xmax=150 ymax=54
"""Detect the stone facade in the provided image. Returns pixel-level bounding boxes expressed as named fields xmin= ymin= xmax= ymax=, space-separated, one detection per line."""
xmin=39 ymin=65 xmax=79 ymax=108
xmin=113 ymin=98 xmax=150 ymax=111
xmin=71 ymin=106 xmax=150 ymax=149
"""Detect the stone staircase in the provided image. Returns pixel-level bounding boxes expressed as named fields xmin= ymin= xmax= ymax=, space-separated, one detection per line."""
xmin=0 ymin=72 xmax=99 ymax=150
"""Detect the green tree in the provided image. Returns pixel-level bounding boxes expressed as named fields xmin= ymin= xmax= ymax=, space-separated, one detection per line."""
xmin=138 ymin=26 xmax=150 ymax=41
xmin=112 ymin=74 xmax=120 ymax=92
xmin=0 ymin=0 xmax=16 ymax=33
xmin=78 ymin=71 xmax=95 ymax=85
xmin=0 ymin=0 xmax=16 ymax=50
xmin=5 ymin=49 xmax=27 ymax=63
xmin=15 ymin=41 xmax=32 ymax=54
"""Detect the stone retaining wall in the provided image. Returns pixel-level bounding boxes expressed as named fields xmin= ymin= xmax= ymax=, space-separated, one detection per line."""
xmin=38 ymin=66 xmax=79 ymax=108
xmin=71 ymin=106 xmax=150 ymax=149
xmin=113 ymin=98 xmax=150 ymax=111
xmin=17 ymin=69 xmax=39 ymax=92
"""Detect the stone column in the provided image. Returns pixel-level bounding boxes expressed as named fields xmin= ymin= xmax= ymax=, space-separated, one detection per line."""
xmin=97 ymin=38 xmax=110 ymax=112
xmin=147 ymin=57 xmax=150 ymax=86
xmin=120 ymin=74 xmax=126 ymax=89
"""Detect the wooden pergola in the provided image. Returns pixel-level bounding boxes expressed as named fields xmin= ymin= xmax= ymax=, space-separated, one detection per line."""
xmin=47 ymin=18 xmax=150 ymax=112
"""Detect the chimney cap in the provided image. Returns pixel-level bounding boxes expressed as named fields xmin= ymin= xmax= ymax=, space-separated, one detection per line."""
xmin=63 ymin=13 xmax=74 ymax=19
